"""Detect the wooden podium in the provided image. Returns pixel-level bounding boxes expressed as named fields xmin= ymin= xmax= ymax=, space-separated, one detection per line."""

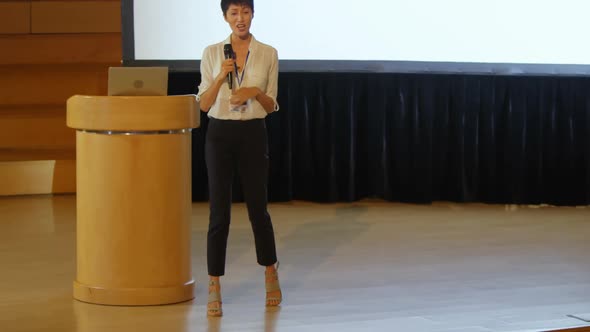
xmin=66 ymin=95 xmax=199 ymax=305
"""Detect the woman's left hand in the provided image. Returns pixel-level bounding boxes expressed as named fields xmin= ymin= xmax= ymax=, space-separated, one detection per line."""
xmin=230 ymin=87 xmax=260 ymax=105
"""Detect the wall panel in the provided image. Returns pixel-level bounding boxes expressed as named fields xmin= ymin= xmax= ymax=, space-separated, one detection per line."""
xmin=0 ymin=33 xmax=121 ymax=65
xmin=31 ymin=1 xmax=121 ymax=33
xmin=0 ymin=160 xmax=76 ymax=195
xmin=0 ymin=64 xmax=110 ymax=106
xmin=0 ymin=2 xmax=31 ymax=34
xmin=0 ymin=0 xmax=122 ymax=195
xmin=0 ymin=106 xmax=74 ymax=152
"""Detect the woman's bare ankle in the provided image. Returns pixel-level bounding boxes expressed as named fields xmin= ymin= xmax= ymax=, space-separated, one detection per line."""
xmin=265 ymin=262 xmax=279 ymax=273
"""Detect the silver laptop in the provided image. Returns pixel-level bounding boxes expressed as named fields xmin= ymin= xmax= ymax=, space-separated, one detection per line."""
xmin=107 ymin=66 xmax=168 ymax=96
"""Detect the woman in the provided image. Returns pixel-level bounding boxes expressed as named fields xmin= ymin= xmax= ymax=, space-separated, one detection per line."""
xmin=197 ymin=0 xmax=282 ymax=317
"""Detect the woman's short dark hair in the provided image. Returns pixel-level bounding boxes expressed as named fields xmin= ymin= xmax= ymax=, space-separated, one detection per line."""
xmin=221 ymin=0 xmax=254 ymax=16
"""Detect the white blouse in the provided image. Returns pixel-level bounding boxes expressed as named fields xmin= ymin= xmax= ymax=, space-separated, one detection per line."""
xmin=197 ymin=35 xmax=279 ymax=120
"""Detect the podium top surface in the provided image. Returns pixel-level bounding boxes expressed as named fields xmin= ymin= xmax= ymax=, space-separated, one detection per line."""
xmin=66 ymin=95 xmax=200 ymax=131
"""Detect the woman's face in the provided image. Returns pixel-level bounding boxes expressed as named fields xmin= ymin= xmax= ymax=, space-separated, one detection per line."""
xmin=224 ymin=4 xmax=253 ymax=39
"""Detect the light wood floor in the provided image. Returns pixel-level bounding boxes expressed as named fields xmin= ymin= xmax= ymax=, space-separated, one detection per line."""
xmin=1 ymin=195 xmax=589 ymax=332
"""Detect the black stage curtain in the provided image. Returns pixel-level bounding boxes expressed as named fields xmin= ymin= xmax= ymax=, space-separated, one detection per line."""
xmin=170 ymin=72 xmax=590 ymax=206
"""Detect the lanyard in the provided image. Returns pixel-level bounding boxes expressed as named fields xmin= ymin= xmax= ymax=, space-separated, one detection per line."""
xmin=234 ymin=50 xmax=250 ymax=87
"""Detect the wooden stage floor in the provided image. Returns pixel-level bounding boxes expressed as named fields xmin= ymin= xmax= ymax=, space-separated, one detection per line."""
xmin=1 ymin=195 xmax=589 ymax=332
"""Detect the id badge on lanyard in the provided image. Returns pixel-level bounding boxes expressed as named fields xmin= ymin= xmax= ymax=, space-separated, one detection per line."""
xmin=230 ymin=50 xmax=250 ymax=113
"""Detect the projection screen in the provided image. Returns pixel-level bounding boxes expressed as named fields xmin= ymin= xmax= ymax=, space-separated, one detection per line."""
xmin=122 ymin=0 xmax=590 ymax=75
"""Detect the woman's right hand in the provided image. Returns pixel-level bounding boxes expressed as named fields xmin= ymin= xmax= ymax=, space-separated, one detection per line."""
xmin=215 ymin=58 xmax=235 ymax=83
xmin=199 ymin=57 xmax=236 ymax=112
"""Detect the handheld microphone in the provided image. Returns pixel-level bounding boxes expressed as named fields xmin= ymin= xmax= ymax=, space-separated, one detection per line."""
xmin=223 ymin=44 xmax=234 ymax=89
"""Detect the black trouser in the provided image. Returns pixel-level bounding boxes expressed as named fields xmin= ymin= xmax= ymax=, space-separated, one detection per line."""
xmin=205 ymin=118 xmax=277 ymax=276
